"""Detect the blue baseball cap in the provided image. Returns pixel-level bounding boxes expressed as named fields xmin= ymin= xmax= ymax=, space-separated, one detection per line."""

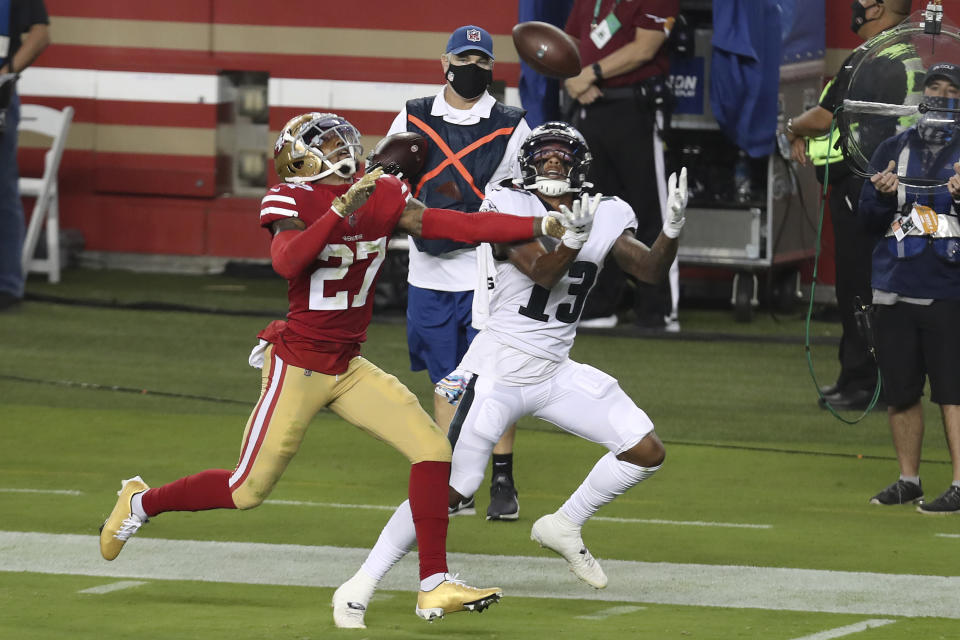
xmin=925 ymin=62 xmax=960 ymax=89
xmin=446 ymin=25 xmax=494 ymax=60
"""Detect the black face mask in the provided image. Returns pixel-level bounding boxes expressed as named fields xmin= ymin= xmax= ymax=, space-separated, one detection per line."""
xmin=446 ymin=63 xmax=493 ymax=100
xmin=851 ymin=1 xmax=879 ymax=35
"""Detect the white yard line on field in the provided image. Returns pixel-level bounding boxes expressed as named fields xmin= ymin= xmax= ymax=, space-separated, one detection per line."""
xmin=788 ymin=619 xmax=897 ymax=639
xmin=78 ymin=580 xmax=148 ymax=595
xmin=263 ymin=499 xmax=397 ymax=511
xmin=0 ymin=488 xmax=83 ymax=495
xmin=575 ymin=605 xmax=646 ymax=620
xmin=262 ymin=499 xmax=773 ymax=528
xmin=591 ymin=516 xmax=771 ymax=529
xmin=1 ymin=531 xmax=958 ymax=619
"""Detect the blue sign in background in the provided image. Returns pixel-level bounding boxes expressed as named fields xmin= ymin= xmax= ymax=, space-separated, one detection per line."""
xmin=669 ymin=56 xmax=705 ymax=115
xmin=779 ymin=0 xmax=825 ymax=64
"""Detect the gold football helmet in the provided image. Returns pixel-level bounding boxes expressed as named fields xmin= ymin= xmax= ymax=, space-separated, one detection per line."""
xmin=273 ymin=112 xmax=364 ymax=183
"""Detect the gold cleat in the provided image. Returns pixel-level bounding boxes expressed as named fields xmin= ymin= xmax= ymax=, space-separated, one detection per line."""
xmin=415 ymin=575 xmax=502 ymax=622
xmin=99 ymin=476 xmax=149 ymax=561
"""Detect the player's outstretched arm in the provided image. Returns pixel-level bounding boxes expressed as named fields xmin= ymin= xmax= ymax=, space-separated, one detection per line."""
xmin=270 ymin=169 xmax=384 ymax=279
xmin=499 ymin=192 xmax=602 ymax=289
xmin=502 ymin=239 xmax=580 ymax=289
xmin=396 ymin=197 xmax=563 ymax=243
xmin=613 ymin=167 xmax=686 ymax=284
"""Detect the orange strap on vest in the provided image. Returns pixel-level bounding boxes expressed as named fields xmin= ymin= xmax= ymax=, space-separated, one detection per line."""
xmin=407 ymin=113 xmax=515 ymax=201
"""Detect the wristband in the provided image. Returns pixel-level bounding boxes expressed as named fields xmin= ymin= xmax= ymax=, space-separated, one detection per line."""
xmin=592 ymin=62 xmax=603 ymax=82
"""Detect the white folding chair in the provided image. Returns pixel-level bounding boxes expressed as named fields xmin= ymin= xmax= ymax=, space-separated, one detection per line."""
xmin=18 ymin=103 xmax=73 ymax=283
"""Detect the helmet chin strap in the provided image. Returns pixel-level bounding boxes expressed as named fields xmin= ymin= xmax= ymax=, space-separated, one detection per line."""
xmin=320 ymin=156 xmax=359 ymax=179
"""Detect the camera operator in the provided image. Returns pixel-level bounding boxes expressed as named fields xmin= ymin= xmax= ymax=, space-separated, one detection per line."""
xmin=0 ymin=0 xmax=50 ymax=311
xmin=784 ymin=0 xmax=912 ymax=410
xmin=858 ymin=63 xmax=960 ymax=514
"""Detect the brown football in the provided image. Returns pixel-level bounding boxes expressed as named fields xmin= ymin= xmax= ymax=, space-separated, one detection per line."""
xmin=512 ymin=21 xmax=581 ymax=79
xmin=366 ymin=131 xmax=428 ymax=179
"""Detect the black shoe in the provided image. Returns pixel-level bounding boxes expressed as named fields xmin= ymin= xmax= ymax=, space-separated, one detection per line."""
xmin=486 ymin=474 xmax=518 ymax=521
xmin=870 ymin=479 xmax=924 ymax=505
xmin=0 ymin=292 xmax=22 ymax=311
xmin=917 ymin=485 xmax=960 ymax=515
xmin=448 ymin=495 xmax=476 ymax=517
xmin=818 ymin=388 xmax=884 ymax=411
xmin=819 ymin=383 xmax=841 ymax=397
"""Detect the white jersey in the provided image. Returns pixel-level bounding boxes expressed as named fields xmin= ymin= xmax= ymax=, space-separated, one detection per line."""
xmin=460 ymin=185 xmax=637 ymax=384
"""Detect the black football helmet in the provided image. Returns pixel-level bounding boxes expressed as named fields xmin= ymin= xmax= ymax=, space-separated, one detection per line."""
xmin=518 ymin=121 xmax=592 ymax=197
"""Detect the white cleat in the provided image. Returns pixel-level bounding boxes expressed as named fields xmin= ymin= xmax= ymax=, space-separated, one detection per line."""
xmin=332 ymin=569 xmax=377 ymax=629
xmin=531 ymin=511 xmax=608 ymax=589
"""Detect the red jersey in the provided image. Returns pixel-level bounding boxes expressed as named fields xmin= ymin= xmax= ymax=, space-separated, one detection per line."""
xmin=258 ymin=175 xmax=409 ymax=373
xmin=565 ymin=0 xmax=678 ymax=88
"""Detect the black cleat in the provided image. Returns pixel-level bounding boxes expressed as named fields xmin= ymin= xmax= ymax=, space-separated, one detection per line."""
xmin=486 ymin=474 xmax=519 ymax=521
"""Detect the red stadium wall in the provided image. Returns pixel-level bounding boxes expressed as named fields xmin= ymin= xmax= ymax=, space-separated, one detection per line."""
xmin=19 ymin=1 xmax=524 ymax=261
xmin=18 ymin=1 xmax=918 ymax=265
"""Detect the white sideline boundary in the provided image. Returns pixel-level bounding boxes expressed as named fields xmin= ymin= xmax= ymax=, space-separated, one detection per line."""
xmin=0 ymin=531 xmax=958 ymax=619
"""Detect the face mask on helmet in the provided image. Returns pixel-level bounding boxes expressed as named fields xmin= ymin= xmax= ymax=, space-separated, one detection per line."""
xmin=917 ymin=96 xmax=960 ymax=146
xmin=274 ymin=113 xmax=364 ymax=183
xmin=519 ymin=123 xmax=592 ymax=197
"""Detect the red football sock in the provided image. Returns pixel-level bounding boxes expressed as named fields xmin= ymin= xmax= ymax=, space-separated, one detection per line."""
xmin=140 ymin=469 xmax=237 ymax=517
xmin=408 ymin=461 xmax=450 ymax=580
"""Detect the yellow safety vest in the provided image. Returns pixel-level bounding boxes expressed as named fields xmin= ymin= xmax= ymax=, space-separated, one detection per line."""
xmin=807 ymin=81 xmax=843 ymax=166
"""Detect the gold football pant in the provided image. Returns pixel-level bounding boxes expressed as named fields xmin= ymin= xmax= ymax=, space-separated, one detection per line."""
xmin=229 ymin=346 xmax=451 ymax=509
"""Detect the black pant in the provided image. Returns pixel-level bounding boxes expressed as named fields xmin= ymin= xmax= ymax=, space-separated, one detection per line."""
xmin=572 ymin=98 xmax=670 ymax=323
xmin=827 ymin=173 xmax=879 ymax=392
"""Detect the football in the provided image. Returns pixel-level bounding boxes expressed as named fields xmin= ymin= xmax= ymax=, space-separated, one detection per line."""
xmin=512 ymin=21 xmax=581 ymax=79
xmin=366 ymin=131 xmax=428 ymax=179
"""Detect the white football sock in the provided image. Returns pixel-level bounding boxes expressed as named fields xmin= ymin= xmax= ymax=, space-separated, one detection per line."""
xmin=900 ymin=475 xmax=920 ymax=486
xmin=420 ymin=572 xmax=448 ymax=592
xmin=560 ymin=451 xmax=660 ymax=527
xmin=360 ymin=499 xmax=416 ymax=582
xmin=130 ymin=491 xmax=148 ymax=521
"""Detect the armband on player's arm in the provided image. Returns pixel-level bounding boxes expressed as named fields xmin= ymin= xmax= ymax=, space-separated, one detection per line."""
xmin=269 ymin=209 xmax=341 ymax=279
xmin=420 ymin=208 xmax=559 ymax=244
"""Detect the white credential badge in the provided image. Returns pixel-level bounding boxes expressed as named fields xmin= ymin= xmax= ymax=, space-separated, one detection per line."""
xmin=590 ymin=12 xmax=621 ymax=49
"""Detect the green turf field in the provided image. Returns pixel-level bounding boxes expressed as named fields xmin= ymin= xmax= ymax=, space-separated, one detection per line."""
xmin=1 ymin=269 xmax=957 ymax=639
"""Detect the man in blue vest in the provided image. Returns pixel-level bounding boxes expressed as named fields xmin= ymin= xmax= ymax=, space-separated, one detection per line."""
xmin=0 ymin=0 xmax=50 ymax=311
xmin=389 ymin=27 xmax=531 ymax=522
xmin=858 ymin=62 xmax=960 ymax=514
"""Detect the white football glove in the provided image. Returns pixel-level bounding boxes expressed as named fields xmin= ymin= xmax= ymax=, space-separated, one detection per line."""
xmin=554 ymin=192 xmax=602 ymax=250
xmin=663 ymin=166 xmax=688 ymax=239
xmin=331 ymin=167 xmax=383 ymax=217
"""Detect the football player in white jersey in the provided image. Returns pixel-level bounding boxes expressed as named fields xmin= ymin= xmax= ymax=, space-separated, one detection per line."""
xmin=332 ymin=122 xmax=687 ymax=628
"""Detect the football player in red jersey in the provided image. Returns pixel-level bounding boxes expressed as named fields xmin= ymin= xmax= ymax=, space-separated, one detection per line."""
xmin=98 ymin=112 xmax=566 ymax=625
